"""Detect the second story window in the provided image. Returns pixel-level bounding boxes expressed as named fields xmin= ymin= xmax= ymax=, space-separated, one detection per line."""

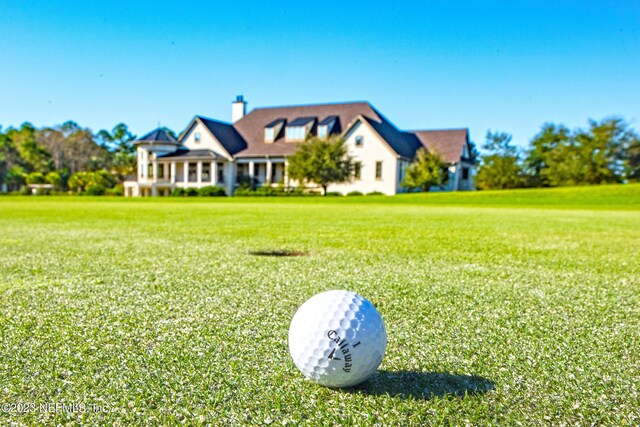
xmin=285 ymin=126 xmax=305 ymax=141
xmin=317 ymin=116 xmax=337 ymax=139
xmin=194 ymin=132 xmax=201 ymax=143
xmin=285 ymin=117 xmax=316 ymax=142
xmin=355 ymin=135 xmax=363 ymax=146
xmin=265 ymin=118 xmax=285 ymax=143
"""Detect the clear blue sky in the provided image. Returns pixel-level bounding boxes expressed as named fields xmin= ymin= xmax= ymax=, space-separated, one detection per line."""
xmin=1 ymin=0 xmax=638 ymax=148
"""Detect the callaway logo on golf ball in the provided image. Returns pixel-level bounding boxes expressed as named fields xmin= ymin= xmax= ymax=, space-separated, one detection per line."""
xmin=288 ymin=290 xmax=387 ymax=388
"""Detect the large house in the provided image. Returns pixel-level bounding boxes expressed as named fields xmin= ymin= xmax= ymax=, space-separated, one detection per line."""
xmin=124 ymin=97 xmax=475 ymax=196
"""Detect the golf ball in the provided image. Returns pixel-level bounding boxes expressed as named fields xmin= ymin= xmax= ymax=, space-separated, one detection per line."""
xmin=288 ymin=290 xmax=387 ymax=388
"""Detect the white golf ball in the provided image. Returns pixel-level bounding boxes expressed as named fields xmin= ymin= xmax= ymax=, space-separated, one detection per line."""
xmin=288 ymin=290 xmax=387 ymax=388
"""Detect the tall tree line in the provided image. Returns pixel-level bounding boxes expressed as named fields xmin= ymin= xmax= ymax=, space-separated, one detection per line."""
xmin=0 ymin=122 xmax=137 ymax=193
xmin=477 ymin=117 xmax=640 ymax=190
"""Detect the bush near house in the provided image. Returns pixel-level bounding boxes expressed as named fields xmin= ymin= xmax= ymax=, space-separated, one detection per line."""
xmin=346 ymin=191 xmax=363 ymax=196
xmin=198 ymin=186 xmax=226 ymax=197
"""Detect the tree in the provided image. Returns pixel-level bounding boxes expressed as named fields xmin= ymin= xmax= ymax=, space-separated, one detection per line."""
xmin=476 ymin=131 xmax=527 ymax=190
xmin=0 ymin=131 xmax=23 ymax=189
xmin=7 ymin=123 xmax=53 ymax=173
xmin=526 ymin=123 xmax=571 ymax=187
xmin=96 ymin=123 xmax=137 ymax=178
xmin=402 ymin=148 xmax=447 ymax=191
xmin=287 ymin=136 xmax=352 ymax=195
xmin=575 ymin=118 xmax=631 ymax=185
xmin=627 ymin=135 xmax=640 ymax=182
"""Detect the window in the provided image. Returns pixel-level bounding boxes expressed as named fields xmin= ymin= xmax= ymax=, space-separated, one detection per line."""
xmin=317 ymin=125 xmax=328 ymax=139
xmin=157 ymin=164 xmax=164 ymax=179
xmin=202 ymin=163 xmax=210 ymax=181
xmin=217 ymin=162 xmax=225 ymax=183
xmin=188 ymin=163 xmax=197 ymax=182
xmin=355 ymin=135 xmax=363 ymax=146
xmin=375 ymin=161 xmax=382 ymax=179
xmin=354 ymin=162 xmax=361 ymax=180
xmin=265 ymin=127 xmax=275 ymax=142
xmin=148 ymin=163 xmax=153 ymax=178
xmin=285 ymin=126 xmax=305 ymax=141
xmin=462 ymin=167 xmax=469 ymax=180
xmin=265 ymin=118 xmax=285 ymax=143
xmin=194 ymin=132 xmax=201 ymax=143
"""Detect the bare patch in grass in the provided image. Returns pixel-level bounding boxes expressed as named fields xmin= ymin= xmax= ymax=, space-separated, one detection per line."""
xmin=249 ymin=249 xmax=309 ymax=257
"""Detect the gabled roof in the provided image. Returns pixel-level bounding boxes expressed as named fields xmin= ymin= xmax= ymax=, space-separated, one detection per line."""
xmin=319 ymin=115 xmax=338 ymax=126
xmin=196 ymin=116 xmax=247 ymax=156
xmin=135 ymin=128 xmax=180 ymax=145
xmin=233 ymin=101 xmax=416 ymax=158
xmin=412 ymin=129 xmax=469 ymax=163
xmin=360 ymin=117 xmax=422 ymax=159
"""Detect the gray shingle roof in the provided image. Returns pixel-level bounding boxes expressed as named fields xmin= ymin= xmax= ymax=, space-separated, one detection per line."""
xmin=196 ymin=116 xmax=247 ymax=156
xmin=136 ymin=128 xmax=180 ymax=145
xmin=157 ymin=149 xmax=221 ymax=160
xmin=287 ymin=117 xmax=316 ymax=127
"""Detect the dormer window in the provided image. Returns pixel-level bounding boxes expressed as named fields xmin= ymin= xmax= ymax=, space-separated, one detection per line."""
xmin=285 ymin=117 xmax=316 ymax=142
xmin=194 ymin=132 xmax=201 ymax=143
xmin=317 ymin=116 xmax=337 ymax=139
xmin=264 ymin=118 xmax=286 ymax=143
xmin=355 ymin=135 xmax=364 ymax=146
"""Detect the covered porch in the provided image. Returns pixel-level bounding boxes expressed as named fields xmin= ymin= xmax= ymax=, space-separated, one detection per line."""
xmin=235 ymin=158 xmax=287 ymax=187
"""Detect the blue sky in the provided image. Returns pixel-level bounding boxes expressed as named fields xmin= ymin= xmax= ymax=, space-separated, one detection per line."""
xmin=1 ymin=0 xmax=638 ymax=148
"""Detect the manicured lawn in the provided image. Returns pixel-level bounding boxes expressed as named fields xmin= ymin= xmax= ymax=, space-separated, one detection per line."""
xmin=1 ymin=185 xmax=639 ymax=425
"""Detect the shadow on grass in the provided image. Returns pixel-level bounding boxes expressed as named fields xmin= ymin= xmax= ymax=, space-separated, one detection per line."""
xmin=345 ymin=370 xmax=495 ymax=400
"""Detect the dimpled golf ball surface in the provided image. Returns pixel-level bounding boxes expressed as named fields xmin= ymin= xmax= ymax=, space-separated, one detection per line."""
xmin=288 ymin=290 xmax=387 ymax=388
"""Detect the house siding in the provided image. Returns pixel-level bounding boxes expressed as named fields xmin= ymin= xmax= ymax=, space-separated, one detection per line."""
xmin=328 ymin=121 xmax=398 ymax=195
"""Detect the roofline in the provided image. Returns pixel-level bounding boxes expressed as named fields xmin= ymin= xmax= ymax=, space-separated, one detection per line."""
xmin=177 ymin=116 xmax=233 ymax=159
xmin=343 ymin=115 xmax=401 ymax=159
xmin=409 ymin=127 xmax=469 ymax=133
xmin=247 ymin=100 xmax=372 ymax=112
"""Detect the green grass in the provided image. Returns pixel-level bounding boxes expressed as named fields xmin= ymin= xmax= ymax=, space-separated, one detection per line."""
xmin=1 ymin=185 xmax=639 ymax=425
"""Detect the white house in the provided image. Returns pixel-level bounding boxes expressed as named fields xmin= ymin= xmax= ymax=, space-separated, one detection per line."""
xmin=124 ymin=97 xmax=475 ymax=196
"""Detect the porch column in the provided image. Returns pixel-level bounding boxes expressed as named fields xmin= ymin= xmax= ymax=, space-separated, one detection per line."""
xmin=163 ymin=163 xmax=168 ymax=181
xmin=183 ymin=161 xmax=189 ymax=183
xmin=211 ymin=161 xmax=217 ymax=184
xmin=152 ymin=160 xmax=158 ymax=181
xmin=266 ymin=159 xmax=272 ymax=184
xmin=284 ymin=160 xmax=289 ymax=187
xmin=249 ymin=161 xmax=255 ymax=179
xmin=197 ymin=161 xmax=203 ymax=183
xmin=170 ymin=162 xmax=176 ymax=183
xmin=142 ymin=152 xmax=149 ymax=179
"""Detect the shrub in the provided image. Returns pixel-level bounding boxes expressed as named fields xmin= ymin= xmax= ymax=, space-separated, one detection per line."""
xmin=325 ymin=191 xmax=342 ymax=197
xmin=184 ymin=188 xmax=198 ymax=197
xmin=26 ymin=172 xmax=46 ymax=185
xmin=232 ymin=187 xmax=252 ymax=197
xmin=346 ymin=191 xmax=363 ymax=196
xmin=34 ymin=187 xmax=52 ymax=196
xmin=18 ymin=186 xmax=32 ymax=196
xmin=105 ymin=184 xmax=124 ymax=196
xmin=198 ymin=186 xmax=226 ymax=197
xmin=171 ymin=188 xmax=186 ymax=197
xmin=45 ymin=171 xmax=64 ymax=190
xmin=85 ymin=185 xmax=105 ymax=196
xmin=367 ymin=191 xmax=385 ymax=196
